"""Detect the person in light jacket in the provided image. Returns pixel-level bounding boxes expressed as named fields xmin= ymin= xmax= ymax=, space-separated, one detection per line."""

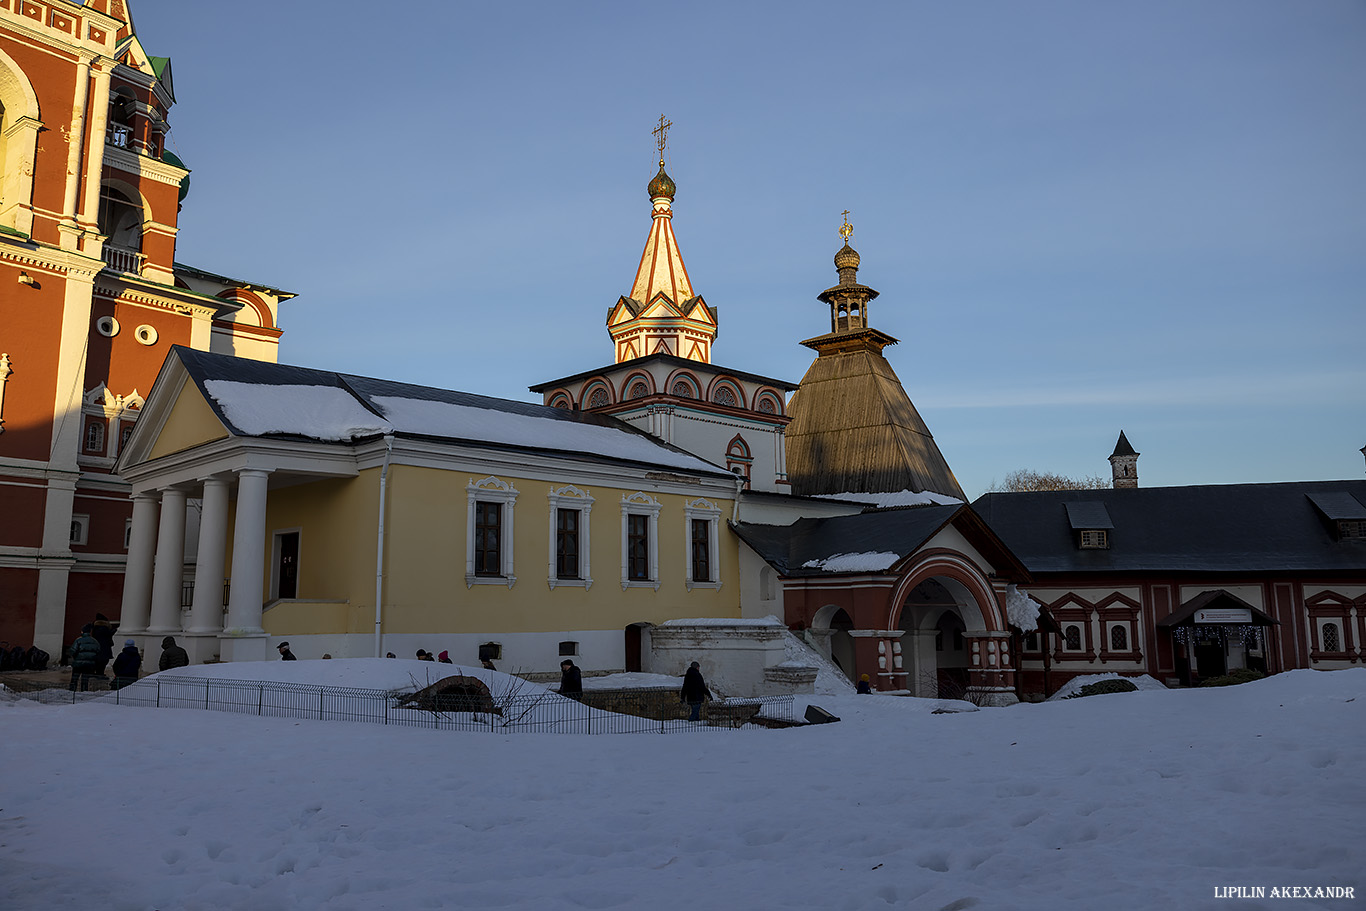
xmin=69 ymin=625 xmax=101 ymax=691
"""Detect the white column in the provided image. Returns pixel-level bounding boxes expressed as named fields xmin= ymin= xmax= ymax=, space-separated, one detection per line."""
xmin=78 ymin=62 xmax=112 ymax=241
xmin=184 ymin=477 xmax=229 ymax=662
xmin=117 ymin=492 xmax=159 ymax=636
xmin=59 ymin=57 xmax=92 ymax=245
xmin=221 ymin=469 xmax=270 ymax=662
xmin=147 ymin=487 xmax=187 ymax=637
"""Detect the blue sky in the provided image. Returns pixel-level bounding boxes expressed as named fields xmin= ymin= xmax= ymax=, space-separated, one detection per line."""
xmin=132 ymin=0 xmax=1365 ymax=498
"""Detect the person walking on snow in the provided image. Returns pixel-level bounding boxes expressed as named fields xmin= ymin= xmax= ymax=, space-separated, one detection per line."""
xmin=559 ymin=659 xmax=583 ymax=700
xmin=69 ymin=625 xmax=101 ymax=691
xmin=159 ymin=636 xmax=189 ymax=671
xmin=277 ymin=642 xmax=297 ymax=661
xmin=112 ymin=639 xmax=141 ymax=690
xmin=680 ymin=661 xmax=712 ymax=721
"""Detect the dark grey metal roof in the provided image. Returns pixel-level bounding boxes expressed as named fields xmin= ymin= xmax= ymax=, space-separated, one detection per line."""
xmin=732 ymin=506 xmax=961 ymax=576
xmin=1307 ymin=491 xmax=1366 ymax=522
xmin=1065 ymin=502 xmax=1114 ymax=530
xmin=972 ymin=481 xmax=1366 ymax=575
xmin=1157 ymin=590 xmax=1279 ymax=627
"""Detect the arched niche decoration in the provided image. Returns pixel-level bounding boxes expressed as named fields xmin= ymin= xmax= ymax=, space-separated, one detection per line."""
xmin=0 ymin=47 xmax=42 ymax=235
xmin=215 ymin=289 xmax=274 ymax=329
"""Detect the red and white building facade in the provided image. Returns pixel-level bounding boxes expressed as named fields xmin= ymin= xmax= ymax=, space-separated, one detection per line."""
xmin=0 ymin=0 xmax=290 ymax=655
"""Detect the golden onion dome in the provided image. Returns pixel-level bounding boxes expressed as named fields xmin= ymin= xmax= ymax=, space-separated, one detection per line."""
xmin=648 ymin=162 xmax=676 ymax=199
xmin=834 ymin=242 xmax=860 ymax=271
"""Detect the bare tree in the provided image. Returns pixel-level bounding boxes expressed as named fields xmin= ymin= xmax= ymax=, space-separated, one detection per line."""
xmin=988 ymin=469 xmax=1111 ymax=492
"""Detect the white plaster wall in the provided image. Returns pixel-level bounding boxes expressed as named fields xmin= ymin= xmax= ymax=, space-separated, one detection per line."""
xmin=647 ymin=623 xmax=790 ymax=697
xmin=733 ymin=494 xmax=861 ymax=525
xmin=737 ymin=541 xmax=785 ymax=620
xmin=1303 ymin=584 xmax=1366 ymax=600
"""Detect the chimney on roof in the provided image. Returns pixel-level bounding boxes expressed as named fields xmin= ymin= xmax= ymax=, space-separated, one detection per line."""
xmin=1109 ymin=431 xmax=1139 ymax=489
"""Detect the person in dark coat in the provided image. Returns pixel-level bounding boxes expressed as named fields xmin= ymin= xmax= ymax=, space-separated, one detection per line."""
xmin=559 ymin=659 xmax=583 ymax=700
xmin=111 ymin=639 xmax=141 ymax=690
xmin=276 ymin=642 xmax=297 ymax=661
xmin=437 ymin=650 xmax=453 ymax=664
xmin=159 ymin=636 xmax=189 ymax=671
xmin=69 ymin=625 xmax=101 ymax=691
xmin=91 ymin=614 xmax=115 ymax=677
xmin=680 ymin=661 xmax=712 ymax=721
xmin=856 ymin=673 xmax=872 ymax=694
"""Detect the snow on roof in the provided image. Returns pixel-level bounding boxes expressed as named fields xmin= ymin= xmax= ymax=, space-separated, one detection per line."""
xmin=1006 ymin=584 xmax=1042 ymax=632
xmin=657 ymin=617 xmax=784 ymax=627
xmin=204 ymin=381 xmax=392 ymax=440
xmin=369 ymin=395 xmax=720 ymax=473
xmin=801 ymin=551 xmax=901 ymax=572
xmin=816 ymin=489 xmax=963 ymax=508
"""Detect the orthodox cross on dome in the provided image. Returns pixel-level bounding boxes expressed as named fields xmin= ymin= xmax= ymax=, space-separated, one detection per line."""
xmin=839 ymin=210 xmax=854 ymax=245
xmin=653 ymin=114 xmax=672 ymax=164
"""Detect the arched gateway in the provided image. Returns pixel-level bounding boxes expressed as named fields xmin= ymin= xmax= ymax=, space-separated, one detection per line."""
xmin=734 ymin=504 xmax=1030 ymax=706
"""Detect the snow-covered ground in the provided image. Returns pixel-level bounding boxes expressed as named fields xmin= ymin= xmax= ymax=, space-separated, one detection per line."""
xmin=2 ymin=663 xmax=1362 ymax=910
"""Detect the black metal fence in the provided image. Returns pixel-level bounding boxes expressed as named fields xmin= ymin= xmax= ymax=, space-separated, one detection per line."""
xmin=0 ymin=675 xmax=795 ymax=734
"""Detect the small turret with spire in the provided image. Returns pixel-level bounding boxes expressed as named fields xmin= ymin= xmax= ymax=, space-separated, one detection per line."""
xmin=1109 ymin=431 xmax=1139 ymax=488
xmin=803 ymin=213 xmax=897 ymax=357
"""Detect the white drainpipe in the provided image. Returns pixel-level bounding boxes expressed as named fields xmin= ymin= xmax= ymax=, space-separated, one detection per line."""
xmin=374 ymin=434 xmax=394 ymax=657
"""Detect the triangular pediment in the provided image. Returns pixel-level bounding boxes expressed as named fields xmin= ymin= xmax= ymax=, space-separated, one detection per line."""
xmin=116 ymin=351 xmax=229 ymax=472
xmin=640 ymin=293 xmax=684 ymax=320
xmin=607 ymin=297 xmax=640 ymax=326
xmin=683 ymin=341 xmax=706 ymax=361
xmin=684 ymin=296 xmax=716 ymax=326
xmin=652 ymin=338 xmax=673 ymax=356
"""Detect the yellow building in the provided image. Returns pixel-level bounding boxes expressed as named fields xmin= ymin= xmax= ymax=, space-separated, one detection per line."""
xmin=116 ymin=347 xmax=743 ymax=669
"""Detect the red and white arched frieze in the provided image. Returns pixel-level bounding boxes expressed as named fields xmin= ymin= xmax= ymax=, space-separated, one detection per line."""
xmin=706 ymin=376 xmax=746 ymax=409
xmin=885 ymin=548 xmax=1005 ymax=633
xmin=215 ymin=289 xmax=275 ymax=329
xmin=621 ymin=371 xmax=655 ymax=400
xmin=580 ymin=378 xmax=614 ymax=409
xmin=665 ymin=368 xmax=701 ymax=399
xmin=754 ymin=387 xmax=785 ymax=416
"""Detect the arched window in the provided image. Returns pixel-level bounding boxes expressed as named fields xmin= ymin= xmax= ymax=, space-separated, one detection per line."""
xmin=84 ymin=421 xmax=105 ymax=452
xmin=670 ymin=379 xmax=695 ymax=398
xmin=98 ymin=184 xmax=143 ymax=251
xmin=712 ymin=385 xmax=737 ymax=407
xmin=108 ymin=90 xmax=136 ymax=149
xmin=1064 ymin=625 xmax=1081 ymax=650
xmin=1110 ymin=625 xmax=1127 ymax=651
xmin=757 ymin=396 xmax=777 ymax=414
xmin=587 ymin=387 xmax=609 ymax=409
xmin=549 ymin=394 xmax=571 ymax=410
xmin=628 ymin=381 xmax=649 ymax=399
xmin=1322 ymin=623 xmax=1340 ymax=652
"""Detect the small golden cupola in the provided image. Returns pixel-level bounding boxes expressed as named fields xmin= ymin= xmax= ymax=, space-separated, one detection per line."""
xmin=605 ymin=116 xmax=717 ymax=364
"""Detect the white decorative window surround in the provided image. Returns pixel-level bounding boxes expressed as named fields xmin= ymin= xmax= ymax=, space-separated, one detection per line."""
xmin=134 ymin=324 xmax=158 ymax=346
xmin=466 ymin=477 xmax=518 ymax=588
xmin=547 ymin=484 xmax=594 ymax=590
xmin=96 ymin=316 xmax=120 ymax=337
xmin=683 ymin=497 xmax=723 ymax=591
xmin=620 ymin=491 xmax=662 ymax=591
xmin=70 ymin=514 xmax=89 ymax=546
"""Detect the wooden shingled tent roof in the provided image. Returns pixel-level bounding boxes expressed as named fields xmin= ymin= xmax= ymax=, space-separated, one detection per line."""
xmin=784 ymin=233 xmax=965 ymax=501
xmin=785 ymin=349 xmax=965 ymax=500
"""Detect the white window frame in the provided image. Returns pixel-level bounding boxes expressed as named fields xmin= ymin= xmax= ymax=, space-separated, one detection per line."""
xmin=70 ymin=514 xmax=89 ymax=546
xmin=683 ymin=497 xmax=722 ymax=591
xmin=124 ymin=518 xmax=133 ymax=550
xmin=466 ymin=477 xmax=518 ymax=588
xmin=620 ymin=491 xmax=662 ymax=591
xmin=547 ymin=484 xmax=594 ymax=590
